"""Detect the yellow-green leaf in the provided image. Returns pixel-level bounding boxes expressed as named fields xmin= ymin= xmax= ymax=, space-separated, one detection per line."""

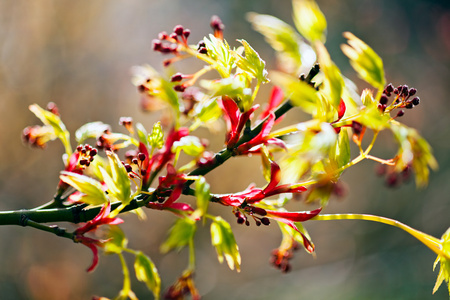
xmin=293 ymin=0 xmax=327 ymax=43
xmin=233 ymin=39 xmax=269 ymax=83
xmin=75 ymin=121 xmax=111 ymax=143
xmin=160 ymin=218 xmax=196 ymax=254
xmin=341 ymin=32 xmax=385 ymax=89
xmin=195 ymin=176 xmax=210 ymax=219
xmin=60 ymin=171 xmax=108 ymax=205
xmin=203 ymin=34 xmax=235 ymax=78
xmin=210 ymin=217 xmax=241 ymax=271
xmin=100 ymin=151 xmax=131 ymax=204
xmin=134 ymin=251 xmax=161 ymax=299
xmin=104 ymin=225 xmax=128 ymax=254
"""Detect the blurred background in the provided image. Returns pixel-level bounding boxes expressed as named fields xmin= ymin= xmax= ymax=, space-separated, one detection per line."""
xmin=0 ymin=0 xmax=449 ymax=299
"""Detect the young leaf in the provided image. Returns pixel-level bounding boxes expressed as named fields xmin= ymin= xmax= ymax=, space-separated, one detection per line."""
xmin=195 ymin=176 xmax=210 ymax=218
xmin=104 ymin=225 xmax=128 ymax=254
xmin=390 ymin=122 xmax=438 ymax=187
xmin=341 ymin=32 xmax=386 ymax=90
xmin=316 ymin=42 xmax=344 ymax=110
xmin=160 ymin=218 xmax=196 ymax=254
xmin=134 ymin=251 xmax=161 ymax=299
xmin=99 ymin=151 xmax=131 ymax=204
xmin=75 ymin=121 xmax=111 ymax=143
xmin=247 ymin=13 xmax=306 ymax=73
xmin=148 ymin=121 xmax=164 ymax=150
xmin=292 ymin=0 xmax=327 ymax=43
xmin=60 ymin=171 xmax=108 ymax=205
xmin=172 ymin=136 xmax=205 ymax=157
xmin=203 ymin=34 xmax=235 ymax=78
xmin=193 ymin=97 xmax=223 ymax=127
xmin=433 ymin=227 xmax=450 ymax=295
xmin=270 ymin=71 xmax=319 ymax=115
xmin=136 ymin=123 xmax=149 ymax=147
xmin=233 ymin=39 xmax=269 ymax=83
xmin=210 ymin=217 xmax=241 ymax=271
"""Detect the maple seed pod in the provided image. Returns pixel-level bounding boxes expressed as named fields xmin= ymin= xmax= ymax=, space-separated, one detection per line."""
xmin=411 ymin=97 xmax=420 ymax=106
xmin=173 ymin=25 xmax=184 ymax=36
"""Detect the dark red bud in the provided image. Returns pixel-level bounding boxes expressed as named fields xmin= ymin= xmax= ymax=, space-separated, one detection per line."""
xmin=138 ymin=152 xmax=146 ymax=161
xmin=405 ymin=101 xmax=413 ymax=109
xmin=411 ymin=97 xmax=420 ymax=106
xmin=152 ymin=39 xmax=162 ymax=51
xmin=261 ymin=217 xmax=270 ymax=225
xmin=171 ymin=73 xmax=183 ymax=82
xmin=174 ymin=85 xmax=186 ymax=92
xmin=385 ymin=83 xmax=394 ymax=93
xmin=158 ymin=31 xmax=168 ymax=40
xmin=173 ymin=25 xmax=184 ymax=36
xmin=183 ymin=29 xmax=190 ymax=39
xmin=396 ymin=110 xmax=405 ymax=117
xmin=251 ymin=206 xmax=267 ymax=216
xmin=132 ymin=158 xmax=139 ymax=165
xmin=408 ymin=88 xmax=417 ymax=96
xmin=198 ymin=47 xmax=208 ymax=54
xmin=379 ymin=95 xmax=389 ymax=105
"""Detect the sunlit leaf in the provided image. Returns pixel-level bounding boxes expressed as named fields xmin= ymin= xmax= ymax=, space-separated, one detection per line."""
xmin=341 ymin=32 xmax=385 ymax=89
xmin=60 ymin=171 xmax=108 ymax=205
xmin=148 ymin=121 xmax=164 ymax=150
xmin=75 ymin=121 xmax=111 ymax=143
xmin=136 ymin=123 xmax=149 ymax=147
xmin=316 ymin=42 xmax=344 ymax=110
xmin=390 ymin=122 xmax=438 ymax=187
xmin=160 ymin=218 xmax=196 ymax=254
xmin=172 ymin=136 xmax=205 ymax=157
xmin=433 ymin=227 xmax=450 ymax=295
xmin=104 ymin=225 xmax=128 ymax=254
xmin=99 ymin=151 xmax=131 ymax=204
xmin=270 ymin=71 xmax=319 ymax=115
xmin=203 ymin=34 xmax=235 ymax=78
xmin=292 ymin=0 xmax=327 ymax=43
xmin=210 ymin=217 xmax=241 ymax=271
xmin=233 ymin=39 xmax=269 ymax=83
xmin=134 ymin=251 xmax=161 ymax=299
xmin=195 ymin=176 xmax=210 ymax=219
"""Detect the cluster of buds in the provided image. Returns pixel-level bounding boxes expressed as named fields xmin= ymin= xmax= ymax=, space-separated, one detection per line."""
xmin=75 ymin=144 xmax=98 ymax=167
xmin=123 ymin=151 xmax=147 ymax=179
xmin=232 ymin=206 xmax=270 ymax=227
xmin=22 ymin=125 xmax=55 ymax=149
xmin=269 ymin=241 xmax=300 ymax=273
xmin=153 ymin=25 xmax=190 ymax=53
xmin=376 ymin=163 xmax=412 ymax=188
xmin=379 ymin=83 xmax=420 ymax=117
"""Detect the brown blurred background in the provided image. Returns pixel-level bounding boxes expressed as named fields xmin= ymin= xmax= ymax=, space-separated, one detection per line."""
xmin=0 ymin=0 xmax=449 ymax=299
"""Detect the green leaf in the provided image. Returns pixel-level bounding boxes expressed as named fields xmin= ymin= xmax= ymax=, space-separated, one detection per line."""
xmin=195 ymin=176 xmax=210 ymax=219
xmin=316 ymin=42 xmax=344 ymax=110
xmin=134 ymin=251 xmax=161 ymax=299
xmin=330 ymin=128 xmax=350 ymax=170
xmin=210 ymin=217 xmax=241 ymax=271
xmin=356 ymin=104 xmax=391 ymax=131
xmin=390 ymin=122 xmax=438 ymax=187
xmin=160 ymin=218 xmax=196 ymax=254
xmin=247 ymin=13 xmax=306 ymax=74
xmin=136 ymin=123 xmax=149 ymax=147
xmin=192 ymin=97 xmax=223 ymax=130
xmin=59 ymin=171 xmax=108 ymax=205
xmin=270 ymin=71 xmax=319 ymax=115
xmin=75 ymin=121 xmax=111 ymax=144
xmin=433 ymin=227 xmax=450 ymax=295
xmin=203 ymin=34 xmax=235 ymax=78
xmin=341 ymin=32 xmax=386 ymax=89
xmin=260 ymin=145 xmax=273 ymax=183
xmin=29 ymin=104 xmax=71 ymax=154
xmin=104 ymin=225 xmax=128 ymax=254
xmin=233 ymin=39 xmax=269 ymax=83
xmin=278 ymin=220 xmax=314 ymax=253
xmin=201 ymin=74 xmax=253 ymax=111
xmin=148 ymin=121 xmax=164 ymax=150
xmin=99 ymin=151 xmax=131 ymax=204
xmin=172 ymin=136 xmax=205 ymax=157
xmin=292 ymin=0 xmax=327 ymax=43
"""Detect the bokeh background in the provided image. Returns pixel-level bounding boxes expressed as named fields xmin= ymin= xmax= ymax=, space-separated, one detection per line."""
xmin=0 ymin=0 xmax=449 ymax=299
